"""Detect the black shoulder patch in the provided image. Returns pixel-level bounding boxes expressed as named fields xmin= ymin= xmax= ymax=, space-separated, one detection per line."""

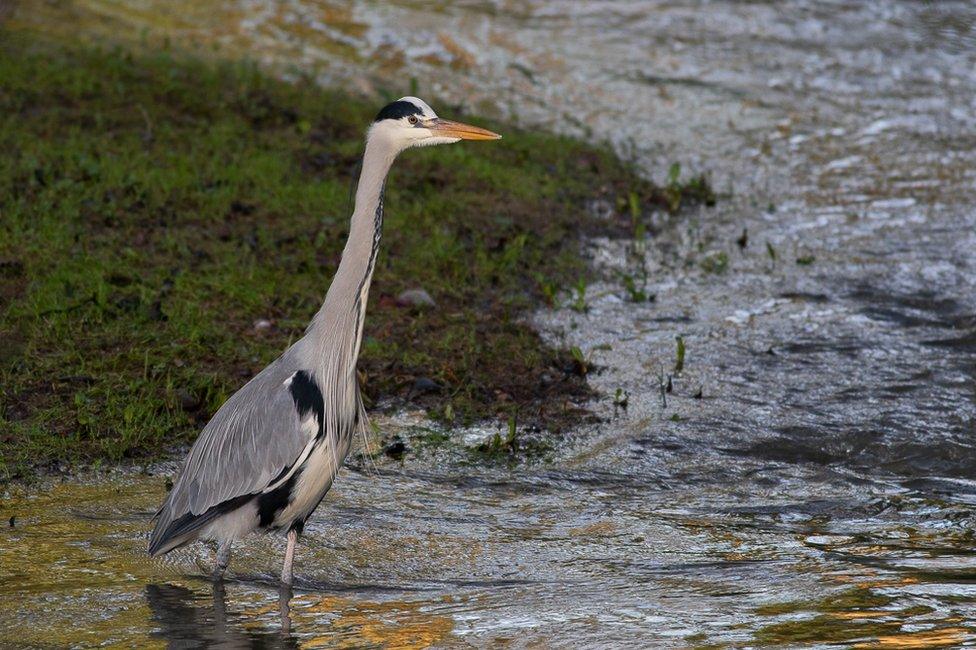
xmin=374 ymin=100 xmax=422 ymax=122
xmin=289 ymin=370 xmax=324 ymax=437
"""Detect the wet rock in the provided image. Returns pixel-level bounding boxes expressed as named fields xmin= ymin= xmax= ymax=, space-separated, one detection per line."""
xmin=384 ymin=436 xmax=408 ymax=460
xmin=410 ymin=377 xmax=441 ymax=397
xmin=177 ymin=389 xmax=201 ymax=412
xmin=396 ymin=288 xmax=435 ymax=309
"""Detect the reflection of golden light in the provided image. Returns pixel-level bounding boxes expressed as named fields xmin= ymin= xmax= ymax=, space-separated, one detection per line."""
xmin=829 ymin=572 xmax=919 ymax=589
xmin=0 ymin=479 xmax=171 ymax=647
xmin=830 ymin=570 xmax=878 ymax=583
xmin=853 ymin=627 xmax=970 ymax=649
xmin=1 ymin=477 xmax=456 ymax=648
xmin=295 ymin=595 xmax=453 ymax=649
xmin=830 ymin=611 xmax=888 ymax=620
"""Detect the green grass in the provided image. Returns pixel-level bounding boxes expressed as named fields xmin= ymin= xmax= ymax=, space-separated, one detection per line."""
xmin=0 ymin=32 xmax=714 ymax=479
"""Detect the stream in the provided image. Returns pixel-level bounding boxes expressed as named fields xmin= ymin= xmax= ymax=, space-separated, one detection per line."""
xmin=4 ymin=1 xmax=976 ymax=647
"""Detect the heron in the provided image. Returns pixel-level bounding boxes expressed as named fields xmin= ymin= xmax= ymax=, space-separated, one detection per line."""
xmin=148 ymin=97 xmax=501 ymax=584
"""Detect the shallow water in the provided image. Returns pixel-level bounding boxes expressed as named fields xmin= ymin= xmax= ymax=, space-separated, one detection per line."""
xmin=6 ymin=1 xmax=976 ymax=647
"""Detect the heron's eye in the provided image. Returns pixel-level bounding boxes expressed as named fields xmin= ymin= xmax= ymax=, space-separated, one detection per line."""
xmin=407 ymin=116 xmax=419 ymax=125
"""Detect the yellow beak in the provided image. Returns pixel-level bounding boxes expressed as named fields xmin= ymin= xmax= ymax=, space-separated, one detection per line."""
xmin=427 ymin=118 xmax=502 ymax=141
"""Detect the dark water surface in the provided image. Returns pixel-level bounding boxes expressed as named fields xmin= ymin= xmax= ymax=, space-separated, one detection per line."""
xmin=4 ymin=1 xmax=976 ymax=647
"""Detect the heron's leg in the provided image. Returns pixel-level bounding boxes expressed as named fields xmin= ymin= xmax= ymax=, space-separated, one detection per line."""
xmin=214 ymin=541 xmax=232 ymax=580
xmin=281 ymin=528 xmax=298 ymax=586
xmin=278 ymin=584 xmax=293 ymax=634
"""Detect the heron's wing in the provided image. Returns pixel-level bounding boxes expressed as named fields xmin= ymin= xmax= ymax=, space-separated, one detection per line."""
xmin=154 ymin=358 xmax=314 ymax=534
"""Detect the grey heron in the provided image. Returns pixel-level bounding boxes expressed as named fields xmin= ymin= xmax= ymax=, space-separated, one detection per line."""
xmin=148 ymin=97 xmax=501 ymax=584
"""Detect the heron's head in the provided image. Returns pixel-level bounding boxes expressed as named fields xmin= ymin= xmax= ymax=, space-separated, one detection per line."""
xmin=368 ymin=96 xmax=501 ymax=153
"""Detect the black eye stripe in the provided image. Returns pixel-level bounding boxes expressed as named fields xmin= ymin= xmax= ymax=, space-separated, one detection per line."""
xmin=373 ymin=100 xmax=424 ymax=122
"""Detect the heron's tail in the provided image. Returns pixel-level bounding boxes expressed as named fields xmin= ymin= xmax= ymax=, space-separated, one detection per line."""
xmin=148 ymin=528 xmax=194 ymax=557
xmin=148 ymin=505 xmax=189 ymax=556
xmin=148 ymin=493 xmax=253 ymax=556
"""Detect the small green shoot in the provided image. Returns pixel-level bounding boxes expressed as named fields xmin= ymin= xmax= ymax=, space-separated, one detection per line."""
xmin=628 ymin=188 xmax=647 ymax=241
xmin=664 ymin=162 xmax=683 ymax=212
xmin=507 ymin=414 xmax=518 ymax=447
xmin=618 ymin=269 xmax=652 ymax=303
xmin=661 ymin=162 xmax=717 ymax=212
xmin=535 ymin=274 xmax=559 ymax=307
xmin=570 ymin=346 xmax=590 ymax=376
xmin=658 ymin=367 xmax=668 ymax=408
xmin=613 ymin=388 xmax=629 ymax=408
xmin=667 ymin=161 xmax=682 ymax=186
xmin=674 ymin=335 xmax=686 ymax=374
xmin=736 ymin=228 xmax=748 ymax=249
xmin=628 ymin=191 xmax=641 ymax=222
xmin=474 ymin=412 xmax=522 ymax=459
xmin=569 ymin=277 xmax=589 ymax=313
xmin=700 ymin=251 xmax=729 ymax=275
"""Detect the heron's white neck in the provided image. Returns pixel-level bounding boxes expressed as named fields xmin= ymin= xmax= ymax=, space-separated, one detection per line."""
xmin=309 ymin=134 xmax=398 ymax=351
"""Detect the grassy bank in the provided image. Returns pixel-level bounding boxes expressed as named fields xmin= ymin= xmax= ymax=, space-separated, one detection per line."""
xmin=0 ymin=32 xmax=713 ymax=479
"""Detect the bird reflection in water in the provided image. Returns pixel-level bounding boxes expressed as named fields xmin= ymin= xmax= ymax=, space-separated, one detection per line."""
xmin=145 ymin=581 xmax=297 ymax=648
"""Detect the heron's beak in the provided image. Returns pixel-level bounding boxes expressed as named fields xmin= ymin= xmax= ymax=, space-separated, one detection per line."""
xmin=427 ymin=118 xmax=501 ymax=141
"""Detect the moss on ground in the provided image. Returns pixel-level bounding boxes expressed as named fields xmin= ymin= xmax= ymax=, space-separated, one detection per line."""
xmin=0 ymin=32 xmax=714 ymax=479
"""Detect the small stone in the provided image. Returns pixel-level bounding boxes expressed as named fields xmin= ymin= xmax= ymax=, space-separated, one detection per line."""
xmin=396 ymin=289 xmax=435 ymax=309
xmin=585 ymin=198 xmax=614 ymax=220
xmin=253 ymin=318 xmax=273 ymax=331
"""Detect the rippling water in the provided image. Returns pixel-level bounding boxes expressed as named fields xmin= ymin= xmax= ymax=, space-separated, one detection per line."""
xmin=5 ymin=1 xmax=976 ymax=647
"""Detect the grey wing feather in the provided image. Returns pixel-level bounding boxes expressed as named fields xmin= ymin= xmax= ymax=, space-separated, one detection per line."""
xmin=150 ymin=353 xmax=312 ymax=546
